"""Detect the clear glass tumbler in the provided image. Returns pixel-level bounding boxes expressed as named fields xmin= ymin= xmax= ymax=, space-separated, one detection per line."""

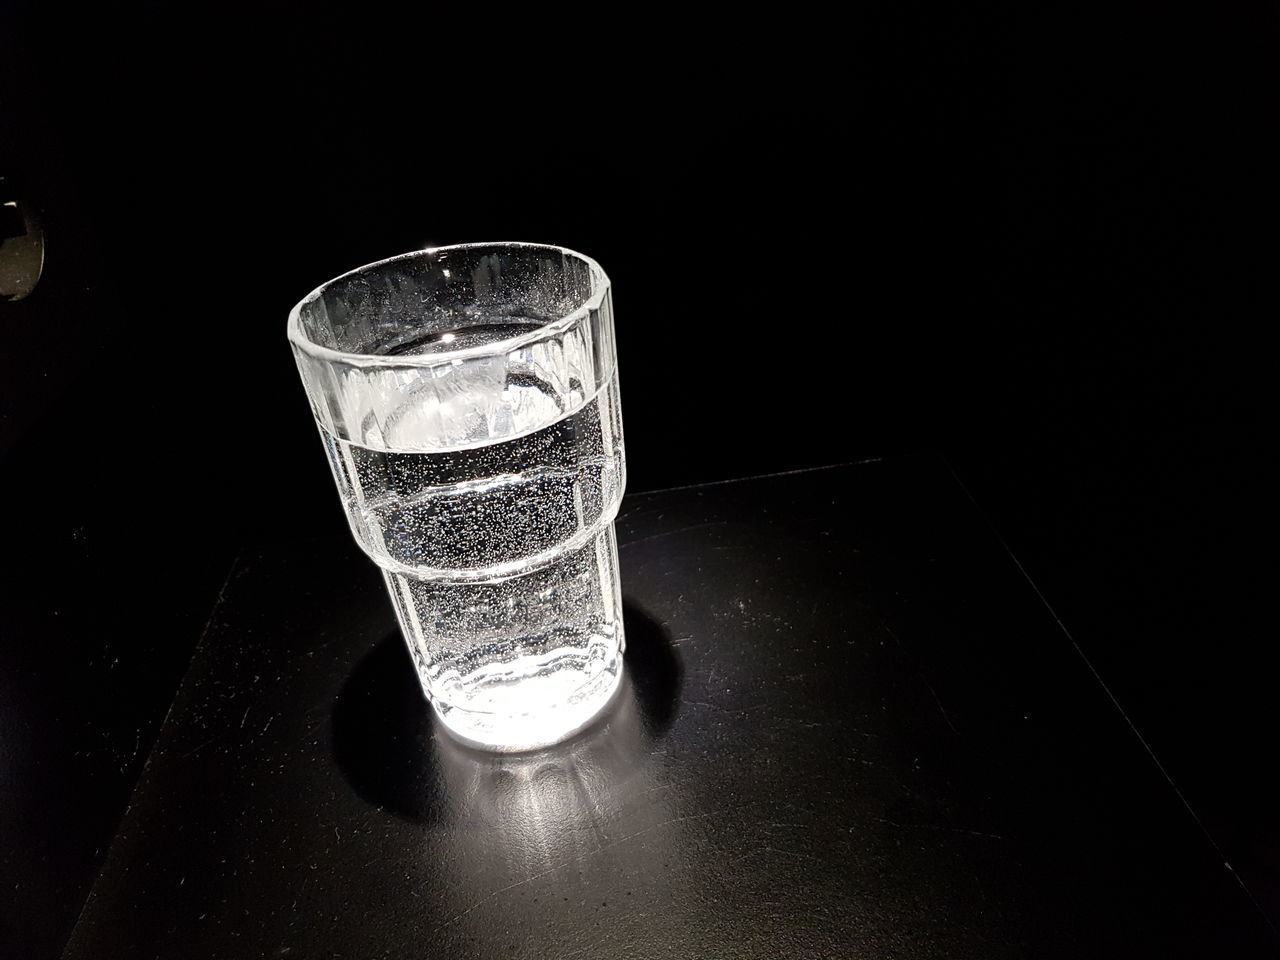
xmin=289 ymin=243 xmax=626 ymax=751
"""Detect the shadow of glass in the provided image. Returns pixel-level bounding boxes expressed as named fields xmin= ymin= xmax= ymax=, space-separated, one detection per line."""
xmin=331 ymin=600 xmax=681 ymax=823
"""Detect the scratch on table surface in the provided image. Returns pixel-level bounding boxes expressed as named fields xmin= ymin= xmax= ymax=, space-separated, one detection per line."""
xmin=680 ymin=699 xmax=725 ymax=712
xmin=876 ymin=818 xmax=1005 ymax=841
xmin=624 ymin=460 xmax=877 ymax=500
xmin=120 ymin=730 xmax=142 ymax=774
xmin=618 ymin=520 xmax=731 ymax=551
xmin=921 ymin=677 xmax=960 ymax=736
xmin=762 ymin=846 xmax=825 ymax=864
xmin=728 ymin=845 xmax=825 ymax=867
xmin=174 ymin=735 xmax=218 ymax=762
xmin=287 ymin=630 xmax=350 ymax=665
xmin=292 ymin=873 xmax=311 ymax=910
xmin=879 ymin=619 xmax=904 ymax=646
xmin=432 ymin=805 xmax=759 ymax=931
xmin=679 ymin=699 xmax=770 ymax=717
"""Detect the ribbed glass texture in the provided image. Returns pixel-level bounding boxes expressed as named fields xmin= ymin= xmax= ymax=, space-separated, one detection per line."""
xmin=289 ymin=243 xmax=626 ymax=750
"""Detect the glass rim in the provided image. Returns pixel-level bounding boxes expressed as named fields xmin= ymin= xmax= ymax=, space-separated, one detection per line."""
xmin=286 ymin=241 xmax=611 ymax=368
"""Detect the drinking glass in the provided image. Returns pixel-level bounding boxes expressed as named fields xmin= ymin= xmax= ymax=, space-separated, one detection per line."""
xmin=289 ymin=243 xmax=626 ymax=751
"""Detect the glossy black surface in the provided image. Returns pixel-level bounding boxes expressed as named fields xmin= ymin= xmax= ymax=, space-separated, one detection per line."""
xmin=63 ymin=458 xmax=1275 ymax=958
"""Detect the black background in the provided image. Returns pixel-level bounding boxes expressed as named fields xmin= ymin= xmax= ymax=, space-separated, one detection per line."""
xmin=1 ymin=4 xmax=1274 ymax=957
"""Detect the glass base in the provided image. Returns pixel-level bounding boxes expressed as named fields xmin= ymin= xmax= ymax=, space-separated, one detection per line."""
xmin=430 ymin=654 xmax=625 ymax=752
xmin=383 ymin=523 xmax=626 ymax=753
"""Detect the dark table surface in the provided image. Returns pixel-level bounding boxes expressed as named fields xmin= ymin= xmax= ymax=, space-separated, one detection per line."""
xmin=62 ymin=456 xmax=1277 ymax=958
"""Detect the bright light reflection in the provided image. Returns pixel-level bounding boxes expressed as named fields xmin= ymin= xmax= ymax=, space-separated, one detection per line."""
xmin=435 ymin=674 xmax=655 ymax=853
xmin=423 ymin=674 xmax=689 ymax=943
